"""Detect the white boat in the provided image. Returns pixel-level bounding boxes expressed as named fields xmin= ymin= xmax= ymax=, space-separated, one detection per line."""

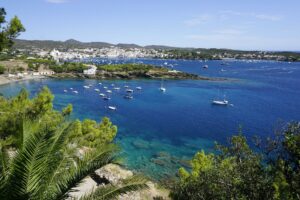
xmin=203 ymin=65 xmax=208 ymax=69
xmin=212 ymin=100 xmax=228 ymax=105
xmin=103 ymin=86 xmax=108 ymax=89
xmin=113 ymin=87 xmax=121 ymax=90
xmin=108 ymin=106 xmax=117 ymax=111
xmin=111 ymin=84 xmax=115 ymax=86
xmin=98 ymin=83 xmax=102 ymax=85
xmin=124 ymin=85 xmax=129 ymax=88
xmin=126 ymin=89 xmax=134 ymax=93
xmin=136 ymin=86 xmax=142 ymax=90
xmin=94 ymin=88 xmax=100 ymax=92
xmin=103 ymin=96 xmax=111 ymax=100
xmin=83 ymin=86 xmax=90 ymax=89
xmin=70 ymin=87 xmax=73 ymax=90
xmin=73 ymin=91 xmax=78 ymax=94
xmin=99 ymin=93 xmax=105 ymax=97
xmin=124 ymin=95 xmax=133 ymax=99
xmin=106 ymin=90 xmax=112 ymax=93
xmin=64 ymin=90 xmax=68 ymax=93
xmin=212 ymin=94 xmax=229 ymax=105
xmin=159 ymin=79 xmax=166 ymax=92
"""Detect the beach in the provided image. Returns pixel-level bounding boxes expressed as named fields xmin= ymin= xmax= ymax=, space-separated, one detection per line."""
xmin=0 ymin=74 xmax=45 ymax=86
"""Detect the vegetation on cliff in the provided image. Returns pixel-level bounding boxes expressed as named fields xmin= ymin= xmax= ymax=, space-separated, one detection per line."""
xmin=0 ymin=88 xmax=148 ymax=200
xmin=171 ymin=124 xmax=300 ymax=200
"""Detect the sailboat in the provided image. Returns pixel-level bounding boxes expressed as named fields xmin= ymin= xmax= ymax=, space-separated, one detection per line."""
xmin=159 ymin=79 xmax=166 ymax=92
xmin=212 ymin=94 xmax=228 ymax=106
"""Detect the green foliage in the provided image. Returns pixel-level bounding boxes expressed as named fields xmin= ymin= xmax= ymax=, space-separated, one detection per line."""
xmin=171 ymin=125 xmax=300 ymax=200
xmin=25 ymin=58 xmax=56 ymax=65
xmin=0 ymin=88 xmax=148 ymax=199
xmin=62 ymin=103 xmax=73 ymax=116
xmin=69 ymin=117 xmax=117 ymax=147
xmin=97 ymin=63 xmax=168 ymax=73
xmin=16 ymin=65 xmax=24 ymax=72
xmin=28 ymin=62 xmax=38 ymax=71
xmin=0 ymin=8 xmax=25 ymax=52
xmin=0 ymin=64 xmax=5 ymax=74
xmin=49 ymin=62 xmax=88 ymax=73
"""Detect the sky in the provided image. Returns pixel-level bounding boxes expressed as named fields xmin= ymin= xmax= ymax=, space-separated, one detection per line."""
xmin=2 ymin=0 xmax=300 ymax=50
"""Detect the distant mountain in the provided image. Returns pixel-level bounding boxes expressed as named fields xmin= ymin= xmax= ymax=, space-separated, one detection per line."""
xmin=13 ymin=39 xmax=115 ymax=50
xmin=13 ymin=39 xmax=181 ymax=50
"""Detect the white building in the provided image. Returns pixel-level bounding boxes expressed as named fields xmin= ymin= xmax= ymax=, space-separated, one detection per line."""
xmin=83 ymin=65 xmax=97 ymax=75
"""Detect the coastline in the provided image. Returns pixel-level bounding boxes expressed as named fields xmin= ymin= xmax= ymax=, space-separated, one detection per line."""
xmin=49 ymin=72 xmax=227 ymax=82
xmin=0 ymin=75 xmax=46 ymax=86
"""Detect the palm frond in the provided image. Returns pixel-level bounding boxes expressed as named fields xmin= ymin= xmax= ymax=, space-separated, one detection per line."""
xmin=0 ymin=121 xmax=48 ymax=199
xmin=80 ymin=175 xmax=149 ymax=200
xmin=49 ymin=144 xmax=120 ymax=200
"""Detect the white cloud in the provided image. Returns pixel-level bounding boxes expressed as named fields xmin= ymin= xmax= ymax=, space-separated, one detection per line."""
xmin=214 ymin=29 xmax=244 ymax=35
xmin=254 ymin=14 xmax=282 ymax=21
xmin=46 ymin=0 xmax=68 ymax=3
xmin=220 ymin=10 xmax=283 ymax=21
xmin=183 ymin=15 xmax=212 ymax=26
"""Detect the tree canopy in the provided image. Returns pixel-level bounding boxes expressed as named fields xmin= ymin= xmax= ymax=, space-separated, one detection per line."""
xmin=171 ymin=124 xmax=300 ymax=200
xmin=0 ymin=88 xmax=148 ymax=199
xmin=0 ymin=7 xmax=25 ymax=52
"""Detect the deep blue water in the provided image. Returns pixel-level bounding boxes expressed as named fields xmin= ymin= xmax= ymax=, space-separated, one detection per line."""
xmin=1 ymin=59 xmax=300 ymax=180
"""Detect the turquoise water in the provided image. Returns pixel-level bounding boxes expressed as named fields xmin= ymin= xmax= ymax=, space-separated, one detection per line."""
xmin=1 ymin=59 xmax=300 ymax=180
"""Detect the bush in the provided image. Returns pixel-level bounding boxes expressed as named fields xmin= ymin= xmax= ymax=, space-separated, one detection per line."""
xmin=0 ymin=65 xmax=5 ymax=74
xmin=171 ymin=124 xmax=300 ymax=200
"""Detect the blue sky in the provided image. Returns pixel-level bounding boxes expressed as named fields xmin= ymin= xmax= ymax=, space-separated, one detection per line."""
xmin=2 ymin=0 xmax=300 ymax=50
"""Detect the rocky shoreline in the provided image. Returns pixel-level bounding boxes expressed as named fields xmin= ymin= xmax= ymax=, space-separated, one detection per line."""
xmin=68 ymin=164 xmax=170 ymax=200
xmin=50 ymin=70 xmax=226 ymax=81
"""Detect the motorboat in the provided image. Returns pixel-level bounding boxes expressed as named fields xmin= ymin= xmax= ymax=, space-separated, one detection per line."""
xmin=212 ymin=100 xmax=228 ymax=105
xmin=136 ymin=86 xmax=142 ymax=90
xmin=108 ymin=106 xmax=117 ymax=111
xmin=126 ymin=89 xmax=134 ymax=93
xmin=124 ymin=95 xmax=133 ymax=99
xmin=103 ymin=96 xmax=111 ymax=100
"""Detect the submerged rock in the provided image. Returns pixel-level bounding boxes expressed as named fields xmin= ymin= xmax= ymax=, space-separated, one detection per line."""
xmin=132 ymin=139 xmax=150 ymax=149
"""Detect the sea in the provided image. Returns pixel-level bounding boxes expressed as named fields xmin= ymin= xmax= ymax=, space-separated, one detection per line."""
xmin=1 ymin=58 xmax=300 ymax=180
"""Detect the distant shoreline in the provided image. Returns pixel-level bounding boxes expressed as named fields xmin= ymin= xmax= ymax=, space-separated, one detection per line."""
xmin=0 ymin=75 xmax=45 ymax=86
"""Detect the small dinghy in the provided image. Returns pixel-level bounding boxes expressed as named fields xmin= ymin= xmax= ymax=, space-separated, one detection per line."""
xmin=124 ymin=95 xmax=133 ymax=99
xmin=212 ymin=100 xmax=228 ymax=105
xmin=108 ymin=106 xmax=117 ymax=111
xmin=126 ymin=89 xmax=134 ymax=93
xmin=103 ymin=96 xmax=111 ymax=100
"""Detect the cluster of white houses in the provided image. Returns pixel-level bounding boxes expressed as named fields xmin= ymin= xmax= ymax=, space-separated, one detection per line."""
xmin=7 ymin=70 xmax=55 ymax=78
xmin=83 ymin=65 xmax=97 ymax=75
